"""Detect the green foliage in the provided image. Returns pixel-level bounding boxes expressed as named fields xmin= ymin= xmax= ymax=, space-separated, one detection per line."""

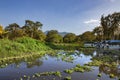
xmin=46 ymin=30 xmax=63 ymax=43
xmin=74 ymin=64 xmax=91 ymax=72
xmin=46 ymin=43 xmax=80 ymax=50
xmin=5 ymin=23 xmax=20 ymax=39
xmin=81 ymin=31 xmax=96 ymax=42
xmin=53 ymin=71 xmax=61 ymax=77
xmin=0 ymin=39 xmax=26 ymax=57
xmin=0 ymin=25 xmax=3 ymax=34
xmin=0 ymin=37 xmax=51 ymax=58
xmin=101 ymin=12 xmax=120 ymax=40
xmin=109 ymin=74 xmax=115 ymax=78
xmin=63 ymin=33 xmax=76 ymax=43
xmin=64 ymin=69 xmax=74 ymax=74
xmin=0 ymin=25 xmax=4 ymax=38
xmin=33 ymin=30 xmax=46 ymax=41
xmin=3 ymin=20 xmax=45 ymax=41
xmin=64 ymin=64 xmax=92 ymax=74
xmin=98 ymin=73 xmax=102 ymax=77
xmin=64 ymin=76 xmax=71 ymax=80
xmin=22 ymin=20 xmax=43 ymax=38
xmin=93 ymin=26 xmax=103 ymax=41
xmin=85 ymin=60 xmax=102 ymax=66
xmin=15 ymin=37 xmax=51 ymax=51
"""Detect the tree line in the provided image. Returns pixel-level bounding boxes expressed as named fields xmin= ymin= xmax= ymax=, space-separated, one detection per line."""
xmin=0 ymin=12 xmax=120 ymax=43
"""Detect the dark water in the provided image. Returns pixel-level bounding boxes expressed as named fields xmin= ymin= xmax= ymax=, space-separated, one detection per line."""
xmin=0 ymin=50 xmax=120 ymax=80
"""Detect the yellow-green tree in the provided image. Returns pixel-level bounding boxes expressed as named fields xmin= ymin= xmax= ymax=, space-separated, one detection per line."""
xmin=0 ymin=25 xmax=4 ymax=38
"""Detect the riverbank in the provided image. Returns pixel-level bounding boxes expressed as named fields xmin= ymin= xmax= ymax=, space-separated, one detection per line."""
xmin=0 ymin=37 xmax=96 ymax=65
xmin=0 ymin=37 xmax=52 ymax=58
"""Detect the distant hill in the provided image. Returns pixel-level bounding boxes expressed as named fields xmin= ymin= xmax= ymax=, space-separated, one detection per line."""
xmin=59 ymin=32 xmax=69 ymax=37
xmin=44 ymin=31 xmax=69 ymax=37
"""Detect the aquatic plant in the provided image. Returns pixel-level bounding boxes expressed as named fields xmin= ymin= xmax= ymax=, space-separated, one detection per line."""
xmin=62 ymin=55 xmax=74 ymax=63
xmin=64 ymin=64 xmax=92 ymax=74
xmin=97 ymin=73 xmax=102 ymax=77
xmin=109 ymin=74 xmax=115 ymax=78
xmin=64 ymin=76 xmax=71 ymax=80
xmin=35 ymin=73 xmax=41 ymax=77
xmin=53 ymin=71 xmax=61 ymax=77
xmin=85 ymin=60 xmax=102 ymax=66
xmin=64 ymin=69 xmax=74 ymax=74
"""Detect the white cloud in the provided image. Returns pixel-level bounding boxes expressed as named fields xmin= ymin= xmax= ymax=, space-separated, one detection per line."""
xmin=107 ymin=0 xmax=116 ymax=2
xmin=83 ymin=19 xmax=100 ymax=24
xmin=109 ymin=0 xmax=116 ymax=2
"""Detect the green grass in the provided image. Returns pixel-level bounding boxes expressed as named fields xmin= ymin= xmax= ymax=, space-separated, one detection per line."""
xmin=0 ymin=37 xmax=52 ymax=58
xmin=45 ymin=43 xmax=82 ymax=50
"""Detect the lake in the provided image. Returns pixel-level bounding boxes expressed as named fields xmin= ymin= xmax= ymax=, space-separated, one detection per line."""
xmin=0 ymin=50 xmax=119 ymax=80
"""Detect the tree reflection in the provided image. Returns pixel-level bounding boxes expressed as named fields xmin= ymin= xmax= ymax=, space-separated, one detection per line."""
xmin=99 ymin=64 xmax=120 ymax=78
xmin=95 ymin=50 xmax=120 ymax=78
xmin=26 ymin=59 xmax=43 ymax=68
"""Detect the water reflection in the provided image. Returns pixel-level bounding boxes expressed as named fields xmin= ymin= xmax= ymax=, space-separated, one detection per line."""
xmin=99 ymin=64 xmax=120 ymax=78
xmin=26 ymin=59 xmax=43 ymax=68
xmin=81 ymin=49 xmax=95 ymax=56
xmin=0 ymin=50 xmax=120 ymax=80
xmin=93 ymin=50 xmax=120 ymax=78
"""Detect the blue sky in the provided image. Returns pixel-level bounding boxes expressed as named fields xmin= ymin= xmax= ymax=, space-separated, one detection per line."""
xmin=0 ymin=0 xmax=120 ymax=34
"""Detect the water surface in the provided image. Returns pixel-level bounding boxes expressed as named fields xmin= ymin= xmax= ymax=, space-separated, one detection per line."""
xmin=0 ymin=50 xmax=119 ymax=80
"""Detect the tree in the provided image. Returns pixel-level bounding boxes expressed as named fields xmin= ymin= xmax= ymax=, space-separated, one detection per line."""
xmin=0 ymin=25 xmax=4 ymax=38
xmin=81 ymin=31 xmax=96 ymax=42
xmin=93 ymin=26 xmax=103 ymax=41
xmin=75 ymin=35 xmax=82 ymax=43
xmin=34 ymin=30 xmax=46 ymax=41
xmin=22 ymin=20 xmax=43 ymax=38
xmin=5 ymin=23 xmax=20 ymax=39
xmin=63 ymin=33 xmax=76 ymax=43
xmin=5 ymin=23 xmax=20 ymax=32
xmin=46 ymin=30 xmax=63 ymax=43
xmin=101 ymin=12 xmax=120 ymax=40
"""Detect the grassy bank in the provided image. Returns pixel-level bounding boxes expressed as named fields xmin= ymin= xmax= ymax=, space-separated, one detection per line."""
xmin=45 ymin=43 xmax=83 ymax=50
xmin=0 ymin=37 xmax=52 ymax=58
xmin=0 ymin=37 xmax=94 ymax=60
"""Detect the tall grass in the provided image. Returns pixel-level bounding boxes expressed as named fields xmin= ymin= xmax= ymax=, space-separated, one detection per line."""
xmin=0 ymin=37 xmax=52 ymax=58
xmin=45 ymin=43 xmax=82 ymax=50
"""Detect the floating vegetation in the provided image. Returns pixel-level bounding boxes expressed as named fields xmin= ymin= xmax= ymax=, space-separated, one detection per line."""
xmin=64 ymin=69 xmax=74 ymax=74
xmin=97 ymin=73 xmax=102 ymax=77
xmin=64 ymin=64 xmax=92 ymax=74
xmin=23 ymin=75 xmax=30 ymax=79
xmin=34 ymin=73 xmax=41 ymax=77
xmin=20 ymin=71 xmax=62 ymax=80
xmin=53 ymin=71 xmax=61 ymax=77
xmin=62 ymin=55 xmax=74 ymax=63
xmin=85 ymin=60 xmax=102 ymax=66
xmin=64 ymin=76 xmax=71 ymax=80
xmin=109 ymin=74 xmax=115 ymax=78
